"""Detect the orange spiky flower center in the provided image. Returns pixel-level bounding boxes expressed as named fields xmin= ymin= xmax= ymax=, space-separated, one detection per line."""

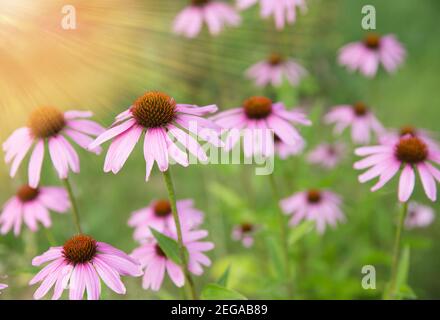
xmin=243 ymin=96 xmax=273 ymax=119
xmin=395 ymin=137 xmax=428 ymax=164
xmin=240 ymin=223 xmax=254 ymax=233
xmin=63 ymin=235 xmax=97 ymax=264
xmin=364 ymin=33 xmax=381 ymax=49
xmin=153 ymin=200 xmax=172 ymax=217
xmin=28 ymin=106 xmax=65 ymax=139
xmin=353 ymin=102 xmax=368 ymax=117
xmin=132 ymin=91 xmax=176 ymax=128
xmin=307 ymin=189 xmax=322 ymax=204
xmin=16 ymin=185 xmax=39 ymax=202
xmin=268 ymin=53 xmax=284 ymax=66
xmin=191 ymin=0 xmax=209 ymax=6
xmin=399 ymin=125 xmax=417 ymax=137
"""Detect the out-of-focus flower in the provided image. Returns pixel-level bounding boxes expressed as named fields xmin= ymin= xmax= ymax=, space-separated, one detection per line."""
xmin=307 ymin=142 xmax=345 ymax=169
xmin=173 ymin=0 xmax=241 ymax=38
xmin=324 ymin=102 xmax=384 ymax=145
xmin=131 ymin=227 xmax=214 ymax=291
xmin=338 ymin=33 xmax=406 ymax=77
xmin=89 ymin=91 xmax=221 ymax=181
xmin=405 ymin=202 xmax=435 ymax=229
xmin=246 ymin=53 xmax=307 ymax=88
xmin=0 ymin=283 xmax=7 ymax=294
xmin=128 ymin=199 xmax=204 ymax=242
xmin=237 ymin=0 xmax=307 ymax=30
xmin=29 ymin=235 xmax=142 ymax=300
xmin=280 ymin=189 xmax=345 ymax=233
xmin=231 ymin=223 xmax=257 ymax=247
xmin=275 ymin=134 xmax=305 ymax=159
xmin=3 ymin=107 xmax=104 ymax=187
xmin=0 ymin=185 xmax=70 ymax=236
xmin=380 ymin=125 xmax=440 ymax=152
xmin=354 ymin=135 xmax=440 ymax=202
xmin=213 ymin=96 xmax=311 ymax=157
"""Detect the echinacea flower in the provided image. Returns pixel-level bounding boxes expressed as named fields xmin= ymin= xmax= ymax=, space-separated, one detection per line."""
xmin=89 ymin=91 xmax=221 ymax=181
xmin=0 ymin=283 xmax=7 ymax=294
xmin=173 ymin=0 xmax=241 ymax=38
xmin=354 ymin=135 xmax=440 ymax=202
xmin=213 ymin=96 xmax=311 ymax=157
xmin=405 ymin=201 xmax=435 ymax=229
xmin=128 ymin=199 xmax=204 ymax=242
xmin=324 ymin=102 xmax=384 ymax=144
xmin=0 ymin=185 xmax=70 ymax=236
xmin=307 ymin=142 xmax=345 ymax=169
xmin=29 ymin=234 xmax=142 ymax=300
xmin=246 ymin=53 xmax=307 ymax=88
xmin=231 ymin=223 xmax=256 ymax=247
xmin=3 ymin=107 xmax=104 ymax=187
xmin=338 ymin=33 xmax=406 ymax=77
xmin=380 ymin=125 xmax=440 ymax=152
xmin=280 ymin=189 xmax=345 ymax=233
xmin=131 ymin=227 xmax=214 ymax=291
xmin=237 ymin=0 xmax=307 ymax=30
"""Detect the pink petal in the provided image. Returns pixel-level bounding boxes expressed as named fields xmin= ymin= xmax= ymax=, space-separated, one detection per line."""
xmin=28 ymin=139 xmax=45 ymax=188
xmin=398 ymin=165 xmax=415 ymax=202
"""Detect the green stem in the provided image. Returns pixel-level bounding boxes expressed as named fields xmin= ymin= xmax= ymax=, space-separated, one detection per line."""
xmin=386 ymin=201 xmax=408 ymax=300
xmin=62 ymin=177 xmax=83 ymax=234
xmin=162 ymin=169 xmax=197 ymax=300
xmin=268 ymin=174 xmax=293 ymax=298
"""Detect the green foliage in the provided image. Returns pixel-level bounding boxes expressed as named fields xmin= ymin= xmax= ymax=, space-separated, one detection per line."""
xmin=201 ymin=284 xmax=247 ymax=300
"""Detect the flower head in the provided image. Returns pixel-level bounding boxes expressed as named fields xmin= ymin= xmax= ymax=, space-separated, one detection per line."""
xmin=131 ymin=227 xmax=214 ymax=291
xmin=89 ymin=91 xmax=221 ymax=181
xmin=3 ymin=107 xmax=104 ymax=187
xmin=246 ymin=53 xmax=307 ymax=87
xmin=0 ymin=185 xmax=70 ymax=236
xmin=128 ymin=199 xmax=204 ymax=242
xmin=213 ymin=96 xmax=311 ymax=158
xmin=280 ymin=189 xmax=345 ymax=233
xmin=324 ymin=102 xmax=384 ymax=144
xmin=380 ymin=125 xmax=440 ymax=152
xmin=231 ymin=222 xmax=257 ymax=247
xmin=0 ymin=283 xmax=7 ymax=294
xmin=307 ymin=142 xmax=346 ymax=169
xmin=29 ymin=235 xmax=142 ymax=300
xmin=405 ymin=202 xmax=435 ymax=229
xmin=354 ymin=135 xmax=440 ymax=202
xmin=237 ymin=0 xmax=307 ymax=30
xmin=173 ymin=0 xmax=241 ymax=38
xmin=338 ymin=33 xmax=406 ymax=77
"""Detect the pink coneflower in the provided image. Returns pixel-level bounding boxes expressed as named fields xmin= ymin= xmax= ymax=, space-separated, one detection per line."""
xmin=237 ymin=0 xmax=307 ymax=30
xmin=0 ymin=283 xmax=7 ymax=294
xmin=307 ymin=142 xmax=345 ymax=169
xmin=275 ymin=134 xmax=305 ymax=159
xmin=213 ymin=96 xmax=311 ymax=157
xmin=246 ymin=53 xmax=307 ymax=88
xmin=280 ymin=189 xmax=345 ymax=233
xmin=0 ymin=185 xmax=70 ymax=236
xmin=29 ymin=234 xmax=142 ymax=300
xmin=324 ymin=102 xmax=384 ymax=144
xmin=231 ymin=223 xmax=256 ymax=247
xmin=89 ymin=91 xmax=221 ymax=181
xmin=3 ymin=107 xmax=104 ymax=188
xmin=405 ymin=202 xmax=435 ymax=229
xmin=338 ymin=33 xmax=406 ymax=77
xmin=354 ymin=135 xmax=440 ymax=202
xmin=131 ymin=228 xmax=214 ymax=290
xmin=128 ymin=199 xmax=204 ymax=242
xmin=380 ymin=125 xmax=440 ymax=152
xmin=173 ymin=0 xmax=241 ymax=38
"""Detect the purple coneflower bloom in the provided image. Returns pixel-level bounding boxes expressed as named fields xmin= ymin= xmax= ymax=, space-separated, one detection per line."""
xmin=173 ymin=0 xmax=241 ymax=38
xmin=405 ymin=202 xmax=435 ymax=229
xmin=246 ymin=53 xmax=307 ymax=88
xmin=3 ymin=107 xmax=104 ymax=187
xmin=324 ymin=102 xmax=384 ymax=144
xmin=131 ymin=227 xmax=214 ymax=291
xmin=280 ymin=189 xmax=345 ymax=233
xmin=354 ymin=135 xmax=440 ymax=202
xmin=231 ymin=223 xmax=256 ymax=247
xmin=237 ymin=0 xmax=307 ymax=30
xmin=0 ymin=185 xmax=70 ymax=236
xmin=338 ymin=33 xmax=406 ymax=77
xmin=213 ymin=96 xmax=311 ymax=157
xmin=307 ymin=142 xmax=345 ymax=169
xmin=29 ymin=235 xmax=142 ymax=300
xmin=380 ymin=125 xmax=440 ymax=152
xmin=89 ymin=91 xmax=221 ymax=181
xmin=128 ymin=199 xmax=204 ymax=242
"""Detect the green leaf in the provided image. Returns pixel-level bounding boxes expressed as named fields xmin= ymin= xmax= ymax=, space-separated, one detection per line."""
xmin=288 ymin=220 xmax=315 ymax=245
xmin=396 ymin=284 xmax=417 ymax=300
xmin=264 ymin=235 xmax=285 ymax=278
xmin=201 ymin=284 xmax=247 ymax=300
xmin=396 ymin=245 xmax=410 ymax=289
xmin=217 ymin=265 xmax=231 ymax=287
xmin=150 ymin=227 xmax=182 ymax=265
xmin=209 ymin=182 xmax=246 ymax=209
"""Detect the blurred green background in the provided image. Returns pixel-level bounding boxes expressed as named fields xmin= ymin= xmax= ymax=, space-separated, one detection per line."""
xmin=0 ymin=0 xmax=439 ymax=299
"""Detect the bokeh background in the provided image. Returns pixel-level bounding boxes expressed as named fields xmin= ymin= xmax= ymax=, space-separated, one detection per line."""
xmin=1 ymin=0 xmax=439 ymax=299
